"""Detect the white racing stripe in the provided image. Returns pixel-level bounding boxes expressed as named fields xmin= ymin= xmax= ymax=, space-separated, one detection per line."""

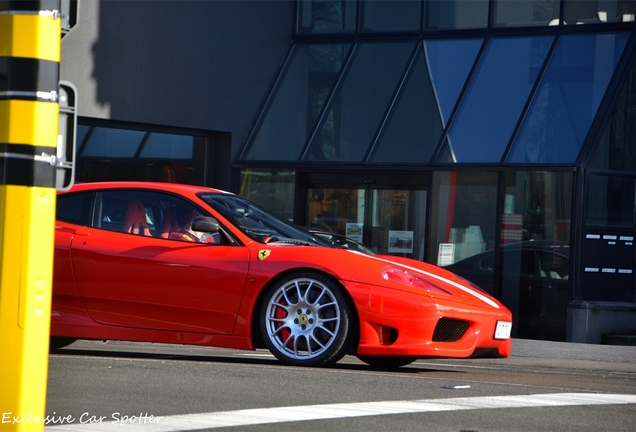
xmin=44 ymin=393 xmax=636 ymax=431
xmin=348 ymin=250 xmax=501 ymax=309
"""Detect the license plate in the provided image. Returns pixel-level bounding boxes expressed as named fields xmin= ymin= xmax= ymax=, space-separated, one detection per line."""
xmin=494 ymin=321 xmax=512 ymax=340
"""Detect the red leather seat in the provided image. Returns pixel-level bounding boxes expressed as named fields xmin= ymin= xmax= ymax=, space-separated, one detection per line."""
xmin=161 ymin=207 xmax=179 ymax=238
xmin=122 ymin=200 xmax=151 ymax=236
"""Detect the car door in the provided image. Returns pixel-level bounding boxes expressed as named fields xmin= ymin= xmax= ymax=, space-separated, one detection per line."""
xmin=70 ymin=189 xmax=249 ymax=335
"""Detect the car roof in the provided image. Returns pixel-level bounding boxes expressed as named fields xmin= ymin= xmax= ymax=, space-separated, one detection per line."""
xmin=61 ymin=181 xmax=231 ymax=196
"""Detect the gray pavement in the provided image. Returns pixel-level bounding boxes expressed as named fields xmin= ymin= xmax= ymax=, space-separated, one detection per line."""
xmin=511 ymin=338 xmax=636 ymax=363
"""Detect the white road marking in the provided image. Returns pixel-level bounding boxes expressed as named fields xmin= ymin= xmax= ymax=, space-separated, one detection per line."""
xmin=45 ymin=393 xmax=636 ymax=431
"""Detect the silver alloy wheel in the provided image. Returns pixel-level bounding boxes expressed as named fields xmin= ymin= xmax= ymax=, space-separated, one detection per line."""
xmin=264 ymin=277 xmax=341 ymax=361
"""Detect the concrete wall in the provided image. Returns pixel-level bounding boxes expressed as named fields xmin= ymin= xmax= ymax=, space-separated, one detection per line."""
xmin=60 ymin=0 xmax=295 ymax=159
xmin=568 ymin=301 xmax=636 ymax=344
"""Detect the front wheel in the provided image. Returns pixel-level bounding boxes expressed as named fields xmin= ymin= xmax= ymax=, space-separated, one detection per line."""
xmin=260 ymin=272 xmax=353 ymax=367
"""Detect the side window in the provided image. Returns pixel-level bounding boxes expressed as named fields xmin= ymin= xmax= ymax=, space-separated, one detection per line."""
xmin=93 ymin=190 xmax=216 ymax=243
xmin=56 ymin=192 xmax=93 ymax=226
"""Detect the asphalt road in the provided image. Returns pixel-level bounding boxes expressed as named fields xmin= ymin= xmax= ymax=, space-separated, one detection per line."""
xmin=37 ymin=339 xmax=636 ymax=431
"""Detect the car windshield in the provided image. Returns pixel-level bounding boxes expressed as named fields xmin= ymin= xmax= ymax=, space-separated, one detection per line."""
xmin=199 ymin=193 xmax=329 ymax=246
xmin=310 ymin=231 xmax=375 ymax=255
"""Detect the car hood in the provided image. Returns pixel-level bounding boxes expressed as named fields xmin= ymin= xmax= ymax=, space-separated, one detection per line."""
xmin=247 ymin=244 xmax=507 ymax=311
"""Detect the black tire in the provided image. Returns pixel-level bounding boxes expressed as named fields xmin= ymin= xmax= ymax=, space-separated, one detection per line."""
xmin=49 ymin=337 xmax=77 ymax=351
xmin=260 ymin=272 xmax=353 ymax=367
xmin=357 ymin=356 xmax=416 ymax=368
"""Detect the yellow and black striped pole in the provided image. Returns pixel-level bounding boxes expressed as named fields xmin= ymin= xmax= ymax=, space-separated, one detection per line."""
xmin=0 ymin=1 xmax=61 ymax=430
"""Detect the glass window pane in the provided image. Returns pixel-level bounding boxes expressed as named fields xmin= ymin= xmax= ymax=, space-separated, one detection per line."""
xmin=81 ymin=127 xmax=145 ymax=158
xmin=77 ymin=124 xmax=90 ymax=147
xmin=426 ymin=39 xmax=483 ymax=123
xmin=495 ymin=0 xmax=560 ymax=27
xmin=139 ymin=133 xmax=193 ymax=159
xmin=361 ymin=0 xmax=421 ymax=32
xmin=586 ymin=175 xmax=636 ymax=227
xmin=426 ymin=0 xmax=489 ymax=30
xmin=508 ymin=32 xmax=630 ymax=164
xmin=430 ymin=171 xmax=498 ymax=294
xmin=590 ymin=56 xmax=636 ymax=172
xmin=440 ymin=36 xmax=554 ymax=163
xmin=304 ymin=42 xmax=414 ymax=162
xmin=297 ymin=0 xmax=356 ymax=34
xmin=564 ymin=0 xmax=636 ymax=25
xmin=244 ymin=44 xmax=351 ymax=161
xmin=371 ymin=189 xmax=427 ymax=260
xmin=500 ymin=172 xmax=572 ymax=340
xmin=372 ymin=39 xmax=482 ymax=163
xmin=238 ymin=169 xmax=296 ymax=221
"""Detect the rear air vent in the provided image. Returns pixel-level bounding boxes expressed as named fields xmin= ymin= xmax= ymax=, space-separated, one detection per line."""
xmin=432 ymin=318 xmax=469 ymax=342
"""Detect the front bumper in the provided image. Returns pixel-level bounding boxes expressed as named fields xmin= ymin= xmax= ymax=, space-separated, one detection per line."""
xmin=343 ymin=281 xmax=513 ymax=358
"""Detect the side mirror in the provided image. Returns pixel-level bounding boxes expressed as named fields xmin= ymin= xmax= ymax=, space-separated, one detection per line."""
xmin=191 ymin=217 xmax=220 ymax=233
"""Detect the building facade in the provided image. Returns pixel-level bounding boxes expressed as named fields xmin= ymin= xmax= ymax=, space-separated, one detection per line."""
xmin=61 ymin=0 xmax=636 ymax=343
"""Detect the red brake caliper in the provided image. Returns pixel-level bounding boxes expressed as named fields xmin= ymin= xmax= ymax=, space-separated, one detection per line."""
xmin=275 ymin=300 xmax=292 ymax=348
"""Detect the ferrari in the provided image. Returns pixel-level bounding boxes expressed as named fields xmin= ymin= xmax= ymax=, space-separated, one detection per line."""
xmin=51 ymin=181 xmax=512 ymax=367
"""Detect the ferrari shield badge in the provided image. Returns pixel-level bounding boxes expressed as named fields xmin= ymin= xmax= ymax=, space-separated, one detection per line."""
xmin=258 ymin=249 xmax=271 ymax=261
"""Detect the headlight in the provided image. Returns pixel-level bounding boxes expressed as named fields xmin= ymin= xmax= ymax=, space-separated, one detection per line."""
xmin=381 ymin=266 xmax=452 ymax=296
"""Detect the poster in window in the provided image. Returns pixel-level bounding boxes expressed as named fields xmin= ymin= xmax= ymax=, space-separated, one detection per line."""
xmin=388 ymin=230 xmax=413 ymax=253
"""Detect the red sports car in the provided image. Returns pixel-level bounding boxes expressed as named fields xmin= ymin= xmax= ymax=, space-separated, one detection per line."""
xmin=51 ymin=182 xmax=512 ymax=367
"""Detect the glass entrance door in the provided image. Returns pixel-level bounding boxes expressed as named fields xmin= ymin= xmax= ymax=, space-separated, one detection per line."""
xmin=305 ymin=174 xmax=428 ymax=260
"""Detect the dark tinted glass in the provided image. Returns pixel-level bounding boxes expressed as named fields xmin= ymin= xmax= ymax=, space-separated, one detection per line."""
xmin=426 ymin=38 xmax=483 ymax=123
xmin=371 ymin=39 xmax=481 ymax=163
xmin=589 ymin=55 xmax=636 ymax=172
xmin=586 ymin=175 xmax=636 ymax=227
xmin=360 ymin=0 xmax=421 ymax=32
xmin=439 ymin=36 xmax=553 ymax=163
xmin=564 ymin=0 xmax=636 ymax=25
xmin=82 ymin=127 xmax=145 ymax=158
xmin=426 ymin=0 xmax=489 ymax=29
xmin=494 ymin=0 xmax=560 ymax=27
xmin=508 ymin=32 xmax=630 ymax=163
xmin=56 ymin=192 xmax=93 ymax=226
xmin=304 ymin=42 xmax=415 ymax=162
xmin=297 ymin=0 xmax=356 ymax=34
xmin=244 ymin=44 xmax=351 ymax=161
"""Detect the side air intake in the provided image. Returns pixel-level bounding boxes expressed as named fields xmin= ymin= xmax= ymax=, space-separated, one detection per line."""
xmin=432 ymin=318 xmax=469 ymax=342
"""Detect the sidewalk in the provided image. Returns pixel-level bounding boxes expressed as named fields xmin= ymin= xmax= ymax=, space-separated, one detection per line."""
xmin=512 ymin=338 xmax=636 ymax=364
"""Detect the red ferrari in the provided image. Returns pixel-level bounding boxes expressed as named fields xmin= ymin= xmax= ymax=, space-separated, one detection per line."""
xmin=51 ymin=182 xmax=512 ymax=367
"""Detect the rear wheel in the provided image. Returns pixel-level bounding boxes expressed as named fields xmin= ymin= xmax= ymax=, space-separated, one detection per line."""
xmin=357 ymin=356 xmax=416 ymax=368
xmin=260 ymin=272 xmax=353 ymax=367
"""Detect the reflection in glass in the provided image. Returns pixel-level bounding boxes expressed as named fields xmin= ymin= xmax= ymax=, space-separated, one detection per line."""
xmin=508 ymin=32 xmax=630 ymax=163
xmin=304 ymin=42 xmax=414 ymax=162
xmin=440 ymin=36 xmax=553 ymax=163
xmin=372 ymin=39 xmax=482 ymax=163
xmin=81 ymin=127 xmax=145 ymax=158
xmin=589 ymin=56 xmax=636 ymax=172
xmin=244 ymin=44 xmax=351 ymax=161
xmin=360 ymin=0 xmax=421 ymax=32
xmin=426 ymin=0 xmax=489 ymax=30
xmin=139 ymin=133 xmax=192 ymax=159
xmin=76 ymin=125 xmax=204 ymax=185
xmin=306 ymin=188 xmax=365 ymax=234
xmin=564 ymin=0 xmax=636 ymax=25
xmin=426 ymin=39 xmax=483 ymax=123
xmin=494 ymin=0 xmax=560 ymax=27
xmin=500 ymin=172 xmax=572 ymax=341
xmin=371 ymin=189 xmax=427 ymax=259
xmin=586 ymin=175 xmax=636 ymax=227
xmin=297 ymin=0 xmax=356 ymax=34
xmin=239 ymin=169 xmax=296 ymax=221
xmin=429 ymin=171 xmax=498 ymax=282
